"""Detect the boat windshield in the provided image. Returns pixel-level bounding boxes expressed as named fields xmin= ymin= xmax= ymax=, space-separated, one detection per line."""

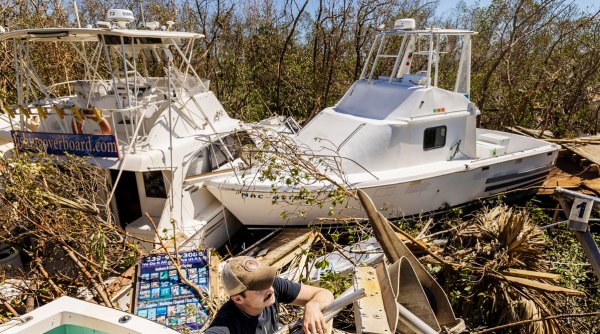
xmin=360 ymin=28 xmax=476 ymax=97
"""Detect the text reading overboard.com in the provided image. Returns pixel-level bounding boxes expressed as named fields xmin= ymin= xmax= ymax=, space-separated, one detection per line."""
xmin=11 ymin=131 xmax=120 ymax=158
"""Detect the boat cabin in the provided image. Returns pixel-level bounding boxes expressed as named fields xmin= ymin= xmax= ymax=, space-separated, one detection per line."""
xmin=296 ymin=19 xmax=481 ymax=174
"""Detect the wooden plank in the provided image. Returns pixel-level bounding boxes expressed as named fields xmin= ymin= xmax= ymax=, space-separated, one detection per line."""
xmin=563 ymin=142 xmax=600 ymax=167
xmin=501 ymin=268 xmax=560 ymax=281
xmin=107 ymin=266 xmax=135 ymax=297
xmin=269 ymin=232 xmax=318 ymax=270
xmin=394 ymin=232 xmax=428 ymax=251
xmin=107 ymin=266 xmax=135 ymax=311
xmin=236 ymin=229 xmax=280 ymax=257
xmin=258 ymin=229 xmax=315 ymax=266
xmin=353 ymin=266 xmax=391 ymax=334
xmin=503 ymin=275 xmax=585 ymax=296
xmin=582 ymin=178 xmax=600 ymax=195
xmin=209 ymin=252 xmax=226 ymax=300
xmin=538 ymin=167 xmax=582 ymax=195
xmin=514 ymin=126 xmax=553 ymax=139
xmin=293 ymin=234 xmax=318 ymax=282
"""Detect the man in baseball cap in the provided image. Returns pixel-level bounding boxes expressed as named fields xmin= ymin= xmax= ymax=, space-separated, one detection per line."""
xmin=206 ymin=256 xmax=334 ymax=334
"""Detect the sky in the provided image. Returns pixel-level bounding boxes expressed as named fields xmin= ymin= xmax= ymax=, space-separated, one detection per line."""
xmin=436 ymin=0 xmax=599 ymax=15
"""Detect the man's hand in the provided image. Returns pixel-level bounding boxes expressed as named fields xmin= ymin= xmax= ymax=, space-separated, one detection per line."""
xmin=302 ymin=301 xmax=327 ymax=334
xmin=291 ymin=284 xmax=334 ymax=334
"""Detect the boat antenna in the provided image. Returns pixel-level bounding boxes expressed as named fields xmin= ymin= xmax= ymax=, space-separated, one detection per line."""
xmin=73 ymin=0 xmax=82 ymax=28
xmin=139 ymin=0 xmax=146 ymax=27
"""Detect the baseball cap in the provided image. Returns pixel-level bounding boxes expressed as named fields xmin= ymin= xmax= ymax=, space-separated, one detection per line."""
xmin=221 ymin=256 xmax=278 ymax=296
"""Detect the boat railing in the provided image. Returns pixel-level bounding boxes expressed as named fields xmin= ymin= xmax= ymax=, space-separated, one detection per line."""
xmin=359 ymin=26 xmax=476 ymax=97
xmin=1 ymin=28 xmax=227 ymax=158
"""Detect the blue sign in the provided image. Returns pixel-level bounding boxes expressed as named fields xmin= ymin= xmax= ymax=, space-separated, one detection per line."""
xmin=11 ymin=130 xmax=119 ymax=158
xmin=134 ymin=250 xmax=210 ymax=332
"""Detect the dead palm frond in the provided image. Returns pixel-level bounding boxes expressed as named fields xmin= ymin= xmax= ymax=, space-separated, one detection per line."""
xmin=442 ymin=204 xmax=567 ymax=333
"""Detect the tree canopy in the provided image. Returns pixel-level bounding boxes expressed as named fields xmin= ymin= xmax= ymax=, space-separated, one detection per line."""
xmin=0 ymin=0 xmax=599 ymax=136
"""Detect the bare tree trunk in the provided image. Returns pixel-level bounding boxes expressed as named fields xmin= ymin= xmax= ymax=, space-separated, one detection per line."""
xmin=275 ymin=0 xmax=309 ymax=114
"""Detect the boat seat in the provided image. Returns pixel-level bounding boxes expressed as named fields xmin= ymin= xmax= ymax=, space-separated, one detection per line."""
xmin=73 ymin=80 xmax=113 ymax=100
xmin=400 ymin=71 xmax=429 ymax=85
xmin=113 ymin=82 xmax=153 ymax=98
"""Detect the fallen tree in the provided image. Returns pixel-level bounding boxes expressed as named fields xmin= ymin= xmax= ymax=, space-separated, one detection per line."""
xmin=0 ymin=152 xmax=139 ymax=317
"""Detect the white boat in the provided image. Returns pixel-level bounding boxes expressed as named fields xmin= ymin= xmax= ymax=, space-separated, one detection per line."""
xmin=0 ymin=114 xmax=14 ymax=154
xmin=204 ymin=19 xmax=560 ymax=226
xmin=0 ymin=10 xmax=297 ymax=251
xmin=0 ymin=296 xmax=180 ymax=333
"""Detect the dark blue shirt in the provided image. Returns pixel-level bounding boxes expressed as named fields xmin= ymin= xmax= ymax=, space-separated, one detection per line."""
xmin=205 ymin=277 xmax=302 ymax=334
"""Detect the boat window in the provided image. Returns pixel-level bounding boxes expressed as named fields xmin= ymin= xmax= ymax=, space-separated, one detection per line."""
xmin=186 ymin=148 xmax=209 ymax=176
xmin=423 ymin=126 xmax=446 ymax=150
xmin=143 ymin=171 xmax=167 ymax=198
xmin=208 ymin=131 xmax=255 ymax=170
xmin=103 ymin=36 xmax=163 ymax=45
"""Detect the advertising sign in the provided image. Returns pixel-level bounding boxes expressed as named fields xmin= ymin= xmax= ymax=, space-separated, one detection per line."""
xmin=11 ymin=130 xmax=119 ymax=158
xmin=134 ymin=250 xmax=210 ymax=332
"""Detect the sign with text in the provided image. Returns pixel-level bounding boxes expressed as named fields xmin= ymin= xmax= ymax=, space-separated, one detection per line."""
xmin=11 ymin=131 xmax=119 ymax=158
xmin=134 ymin=250 xmax=209 ymax=333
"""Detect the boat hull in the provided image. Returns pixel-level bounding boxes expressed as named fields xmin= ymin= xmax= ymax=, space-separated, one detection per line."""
xmin=0 ymin=296 xmax=179 ymax=334
xmin=206 ymin=150 xmax=557 ymax=226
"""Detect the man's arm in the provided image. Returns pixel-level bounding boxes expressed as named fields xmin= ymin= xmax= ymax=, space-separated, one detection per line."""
xmin=290 ymin=284 xmax=334 ymax=334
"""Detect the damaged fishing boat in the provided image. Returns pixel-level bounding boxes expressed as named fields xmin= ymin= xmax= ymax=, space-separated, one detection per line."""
xmin=204 ymin=19 xmax=561 ymax=226
xmin=0 ymin=9 xmax=297 ymax=251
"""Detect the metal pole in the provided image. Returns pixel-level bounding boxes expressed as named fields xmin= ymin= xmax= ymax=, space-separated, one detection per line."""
xmin=368 ymin=34 xmax=386 ymax=84
xmin=73 ymin=0 xmax=82 ymax=28
xmin=426 ymin=30 xmax=434 ymax=88
xmin=397 ymin=302 xmax=438 ymax=334
xmin=574 ymin=231 xmax=600 ymax=280
xmin=555 ymin=187 xmax=600 ymax=208
xmin=166 ymin=48 xmax=175 ymax=212
xmin=389 ymin=35 xmax=407 ymax=83
xmin=274 ymin=288 xmax=366 ymax=334
xmin=360 ymin=34 xmax=379 ymax=80
xmin=322 ymin=287 xmax=365 ymax=316
xmin=119 ymin=36 xmax=132 ymax=109
xmin=433 ymin=34 xmax=440 ymax=87
xmin=101 ymin=35 xmax=123 ymax=110
xmin=554 ymin=187 xmax=600 ymax=280
xmin=13 ymin=40 xmax=22 ymax=105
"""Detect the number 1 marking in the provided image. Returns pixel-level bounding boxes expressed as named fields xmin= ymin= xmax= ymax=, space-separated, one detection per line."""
xmin=575 ymin=201 xmax=587 ymax=219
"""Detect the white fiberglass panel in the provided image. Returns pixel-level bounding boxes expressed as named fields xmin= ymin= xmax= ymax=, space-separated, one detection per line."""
xmin=296 ymin=110 xmax=408 ymax=173
xmin=296 ymin=109 xmax=367 ymax=152
xmin=334 ymin=80 xmax=471 ymax=121
xmin=334 ymin=80 xmax=415 ymax=120
xmin=336 ymin=123 xmax=404 ymax=173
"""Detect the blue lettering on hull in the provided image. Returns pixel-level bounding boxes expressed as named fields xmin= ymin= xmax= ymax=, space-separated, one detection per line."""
xmin=12 ymin=130 xmax=120 ymax=158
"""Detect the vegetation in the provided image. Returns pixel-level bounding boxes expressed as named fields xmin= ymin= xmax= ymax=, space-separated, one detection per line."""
xmin=0 ymin=0 xmax=599 ymax=331
xmin=1 ymin=0 xmax=599 ymax=136
xmin=0 ymin=152 xmax=139 ymax=318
